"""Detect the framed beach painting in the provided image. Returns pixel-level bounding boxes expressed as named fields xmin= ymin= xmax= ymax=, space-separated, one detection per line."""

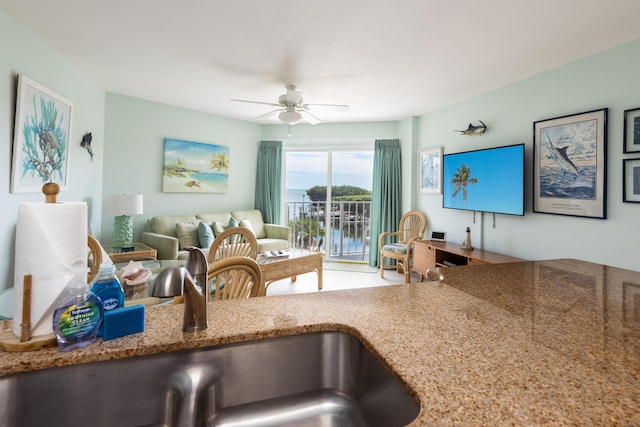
xmin=162 ymin=138 xmax=230 ymax=193
xmin=11 ymin=75 xmax=73 ymax=193
xmin=533 ymin=108 xmax=607 ymax=219
xmin=419 ymin=147 xmax=442 ymax=194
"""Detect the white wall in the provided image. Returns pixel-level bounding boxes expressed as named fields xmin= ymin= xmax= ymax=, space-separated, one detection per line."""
xmin=101 ymin=94 xmax=262 ymax=244
xmin=415 ymin=39 xmax=640 ymax=271
xmin=0 ymin=9 xmax=105 ymax=290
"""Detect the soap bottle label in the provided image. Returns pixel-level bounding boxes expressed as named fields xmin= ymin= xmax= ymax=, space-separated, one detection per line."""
xmin=102 ymin=297 xmax=120 ymax=311
xmin=56 ymin=301 xmax=101 ymax=338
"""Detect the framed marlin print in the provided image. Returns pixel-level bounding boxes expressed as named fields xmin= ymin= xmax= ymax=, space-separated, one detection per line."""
xmin=533 ymin=108 xmax=607 ymax=219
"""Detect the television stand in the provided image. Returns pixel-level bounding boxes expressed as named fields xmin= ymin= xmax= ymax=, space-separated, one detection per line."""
xmin=412 ymin=240 xmax=523 ymax=281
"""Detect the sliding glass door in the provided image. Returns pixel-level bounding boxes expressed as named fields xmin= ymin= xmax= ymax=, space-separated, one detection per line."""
xmin=285 ymin=149 xmax=373 ymax=261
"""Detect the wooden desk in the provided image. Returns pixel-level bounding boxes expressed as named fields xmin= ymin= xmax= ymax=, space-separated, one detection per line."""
xmin=412 ymin=240 xmax=523 ymax=281
xmin=103 ymin=242 xmax=158 ymax=263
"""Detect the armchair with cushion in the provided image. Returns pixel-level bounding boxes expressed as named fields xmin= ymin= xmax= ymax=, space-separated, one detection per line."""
xmin=378 ymin=210 xmax=427 ymax=283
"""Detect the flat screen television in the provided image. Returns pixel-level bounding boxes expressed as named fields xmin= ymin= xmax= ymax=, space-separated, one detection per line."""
xmin=442 ymin=143 xmax=525 ymax=216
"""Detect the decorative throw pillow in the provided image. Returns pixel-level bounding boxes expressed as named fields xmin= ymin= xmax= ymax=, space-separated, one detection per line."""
xmin=176 ymin=220 xmax=201 ymax=250
xmin=198 ymin=221 xmax=215 ymax=248
xmin=227 ymin=216 xmax=239 ymax=229
xmin=239 ymin=219 xmax=256 ymax=236
xmin=212 ymin=221 xmax=226 ymax=237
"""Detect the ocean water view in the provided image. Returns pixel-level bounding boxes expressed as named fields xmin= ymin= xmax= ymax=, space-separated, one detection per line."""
xmin=285 ymin=188 xmax=370 ymax=260
xmin=286 ymin=188 xmax=309 ymax=202
xmin=283 ymin=150 xmax=373 ymax=259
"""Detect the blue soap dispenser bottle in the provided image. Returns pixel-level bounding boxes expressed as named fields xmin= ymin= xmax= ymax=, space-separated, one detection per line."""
xmin=52 ymin=275 xmax=103 ymax=352
xmin=91 ymin=261 xmax=125 ymax=336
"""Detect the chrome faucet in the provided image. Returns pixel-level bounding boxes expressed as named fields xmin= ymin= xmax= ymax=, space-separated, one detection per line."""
xmin=152 ymin=247 xmax=209 ymax=332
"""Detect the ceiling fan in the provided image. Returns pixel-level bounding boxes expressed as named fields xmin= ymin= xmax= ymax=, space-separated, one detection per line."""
xmin=231 ymin=84 xmax=349 ymax=125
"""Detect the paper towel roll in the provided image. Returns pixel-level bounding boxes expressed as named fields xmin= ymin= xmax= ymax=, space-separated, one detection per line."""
xmin=13 ymin=202 xmax=88 ymax=337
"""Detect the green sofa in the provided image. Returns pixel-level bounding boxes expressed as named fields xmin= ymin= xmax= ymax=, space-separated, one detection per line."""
xmin=141 ymin=209 xmax=290 ymax=260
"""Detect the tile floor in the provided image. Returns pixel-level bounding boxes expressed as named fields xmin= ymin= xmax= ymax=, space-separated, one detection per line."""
xmin=265 ymin=261 xmax=423 ymax=296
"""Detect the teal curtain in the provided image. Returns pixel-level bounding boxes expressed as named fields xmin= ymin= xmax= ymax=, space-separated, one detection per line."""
xmin=254 ymin=140 xmax=282 ymax=224
xmin=369 ymin=139 xmax=402 ymax=267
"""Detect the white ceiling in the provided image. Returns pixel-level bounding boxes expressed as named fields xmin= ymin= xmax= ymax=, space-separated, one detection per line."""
xmin=3 ymin=0 xmax=640 ymax=124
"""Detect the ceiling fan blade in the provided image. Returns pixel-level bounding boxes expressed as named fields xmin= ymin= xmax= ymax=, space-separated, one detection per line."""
xmin=299 ymin=109 xmax=322 ymax=125
xmin=231 ymin=99 xmax=281 ymax=107
xmin=303 ymin=103 xmax=350 ymax=112
xmin=253 ymin=109 xmax=284 ymax=120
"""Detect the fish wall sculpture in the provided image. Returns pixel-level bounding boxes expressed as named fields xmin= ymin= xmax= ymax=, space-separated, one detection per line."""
xmin=454 ymin=120 xmax=487 ymax=135
xmin=81 ymin=132 xmax=94 ymax=161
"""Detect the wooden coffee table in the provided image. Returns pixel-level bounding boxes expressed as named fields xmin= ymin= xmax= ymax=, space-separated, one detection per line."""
xmin=258 ymin=249 xmax=323 ymax=295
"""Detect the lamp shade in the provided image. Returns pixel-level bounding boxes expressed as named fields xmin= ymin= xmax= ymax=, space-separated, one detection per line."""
xmin=278 ymin=110 xmax=302 ymax=124
xmin=105 ymin=194 xmax=143 ymax=216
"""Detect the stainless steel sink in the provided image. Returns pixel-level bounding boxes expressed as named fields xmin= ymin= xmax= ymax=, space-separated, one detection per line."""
xmin=0 ymin=331 xmax=420 ymax=426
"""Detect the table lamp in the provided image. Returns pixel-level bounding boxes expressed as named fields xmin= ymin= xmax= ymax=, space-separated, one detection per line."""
xmin=106 ymin=194 xmax=143 ymax=250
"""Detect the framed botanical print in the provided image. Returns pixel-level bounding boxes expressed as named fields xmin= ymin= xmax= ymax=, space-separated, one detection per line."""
xmin=419 ymin=147 xmax=442 ymax=194
xmin=11 ymin=75 xmax=73 ymax=193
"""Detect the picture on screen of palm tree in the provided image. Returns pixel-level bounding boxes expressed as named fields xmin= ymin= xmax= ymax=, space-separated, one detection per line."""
xmin=450 ymin=164 xmax=478 ymax=209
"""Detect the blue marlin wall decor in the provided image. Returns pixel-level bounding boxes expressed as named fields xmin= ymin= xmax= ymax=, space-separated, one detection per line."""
xmin=454 ymin=120 xmax=487 ymax=135
xmin=546 ymin=134 xmax=579 ymax=176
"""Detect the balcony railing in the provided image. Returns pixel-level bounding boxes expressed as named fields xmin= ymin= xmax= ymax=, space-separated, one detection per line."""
xmin=287 ymin=201 xmax=371 ymax=261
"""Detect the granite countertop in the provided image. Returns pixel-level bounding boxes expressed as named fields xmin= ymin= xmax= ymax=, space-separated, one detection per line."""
xmin=1 ymin=258 xmax=639 ymax=425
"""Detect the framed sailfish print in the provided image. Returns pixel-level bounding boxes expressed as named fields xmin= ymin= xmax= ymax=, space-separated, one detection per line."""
xmin=533 ymin=108 xmax=607 ymax=219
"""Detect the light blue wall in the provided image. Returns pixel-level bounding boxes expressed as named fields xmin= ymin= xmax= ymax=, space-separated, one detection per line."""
xmin=2 ymin=5 xmax=640 ymax=296
xmin=399 ymin=117 xmax=419 ymax=212
xmin=415 ymin=38 xmax=640 ymax=271
xmin=101 ymin=94 xmax=262 ymax=244
xmin=0 ymin=9 xmax=105 ymax=290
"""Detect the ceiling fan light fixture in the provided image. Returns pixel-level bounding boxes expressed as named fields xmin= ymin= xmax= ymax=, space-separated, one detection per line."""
xmin=278 ymin=110 xmax=303 ymax=124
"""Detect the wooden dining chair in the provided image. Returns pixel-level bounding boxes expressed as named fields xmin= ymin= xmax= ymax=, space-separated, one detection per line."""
xmin=87 ymin=234 xmax=103 ymax=283
xmin=207 ymin=226 xmax=258 ymax=264
xmin=208 ymin=256 xmax=263 ymax=300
